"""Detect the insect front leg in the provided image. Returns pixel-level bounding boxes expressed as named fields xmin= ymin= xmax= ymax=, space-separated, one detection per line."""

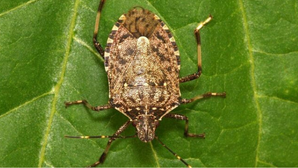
xmin=179 ymin=15 xmax=212 ymax=83
xmin=93 ymin=0 xmax=106 ymax=58
xmin=65 ymin=100 xmax=111 ymax=111
xmin=155 ymin=137 xmax=192 ymax=168
xmin=164 ymin=113 xmax=205 ymax=138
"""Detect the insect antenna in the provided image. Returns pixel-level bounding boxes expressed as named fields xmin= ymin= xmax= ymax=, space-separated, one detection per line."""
xmin=155 ymin=137 xmax=192 ymax=168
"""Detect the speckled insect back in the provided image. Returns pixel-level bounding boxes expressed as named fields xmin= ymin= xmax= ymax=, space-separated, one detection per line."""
xmin=64 ymin=0 xmax=226 ymax=167
xmin=105 ymin=7 xmax=181 ymax=142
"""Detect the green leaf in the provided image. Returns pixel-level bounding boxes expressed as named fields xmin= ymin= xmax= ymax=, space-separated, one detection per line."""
xmin=1 ymin=0 xmax=297 ymax=167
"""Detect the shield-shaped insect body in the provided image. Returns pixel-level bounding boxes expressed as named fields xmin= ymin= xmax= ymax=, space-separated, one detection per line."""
xmin=104 ymin=7 xmax=181 ymax=142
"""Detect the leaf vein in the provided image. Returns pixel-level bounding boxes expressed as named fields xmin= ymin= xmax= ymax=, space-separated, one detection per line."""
xmin=238 ymin=0 xmax=262 ymax=167
xmin=149 ymin=141 xmax=160 ymax=167
xmin=257 ymin=159 xmax=277 ymax=167
xmin=73 ymin=36 xmax=103 ymax=62
xmin=252 ymin=49 xmax=298 ymax=56
xmin=0 ymin=90 xmax=53 ymax=119
xmin=257 ymin=94 xmax=298 ymax=105
xmin=0 ymin=0 xmax=39 ymax=17
xmin=37 ymin=0 xmax=81 ymax=166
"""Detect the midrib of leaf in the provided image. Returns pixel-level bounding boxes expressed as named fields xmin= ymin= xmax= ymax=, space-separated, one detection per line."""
xmin=37 ymin=0 xmax=81 ymax=166
xmin=238 ymin=0 xmax=262 ymax=166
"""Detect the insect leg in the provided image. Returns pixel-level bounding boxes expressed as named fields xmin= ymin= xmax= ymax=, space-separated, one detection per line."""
xmin=93 ymin=0 xmax=106 ymax=58
xmin=89 ymin=120 xmax=132 ymax=167
xmin=181 ymin=92 xmax=226 ymax=104
xmin=155 ymin=137 xmax=192 ymax=168
xmin=179 ymin=15 xmax=212 ymax=83
xmin=164 ymin=113 xmax=205 ymax=138
xmin=65 ymin=100 xmax=111 ymax=111
xmin=65 ymin=134 xmax=136 ymax=139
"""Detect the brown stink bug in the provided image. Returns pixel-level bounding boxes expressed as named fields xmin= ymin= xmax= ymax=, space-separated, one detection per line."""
xmin=65 ymin=0 xmax=226 ymax=167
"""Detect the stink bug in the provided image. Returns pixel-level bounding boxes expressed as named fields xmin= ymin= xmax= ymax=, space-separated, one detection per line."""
xmin=65 ymin=0 xmax=226 ymax=167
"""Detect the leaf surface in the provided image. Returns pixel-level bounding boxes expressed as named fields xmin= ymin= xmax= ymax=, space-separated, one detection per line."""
xmin=0 ymin=0 xmax=297 ymax=167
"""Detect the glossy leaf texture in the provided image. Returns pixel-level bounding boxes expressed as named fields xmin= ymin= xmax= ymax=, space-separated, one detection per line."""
xmin=0 ymin=0 xmax=297 ymax=167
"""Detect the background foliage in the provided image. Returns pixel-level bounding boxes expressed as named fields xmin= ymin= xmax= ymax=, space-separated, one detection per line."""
xmin=0 ymin=0 xmax=297 ymax=167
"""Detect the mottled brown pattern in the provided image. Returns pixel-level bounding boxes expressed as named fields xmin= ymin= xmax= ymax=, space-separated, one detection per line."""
xmin=105 ymin=8 xmax=181 ymax=121
xmin=123 ymin=7 xmax=159 ymax=38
